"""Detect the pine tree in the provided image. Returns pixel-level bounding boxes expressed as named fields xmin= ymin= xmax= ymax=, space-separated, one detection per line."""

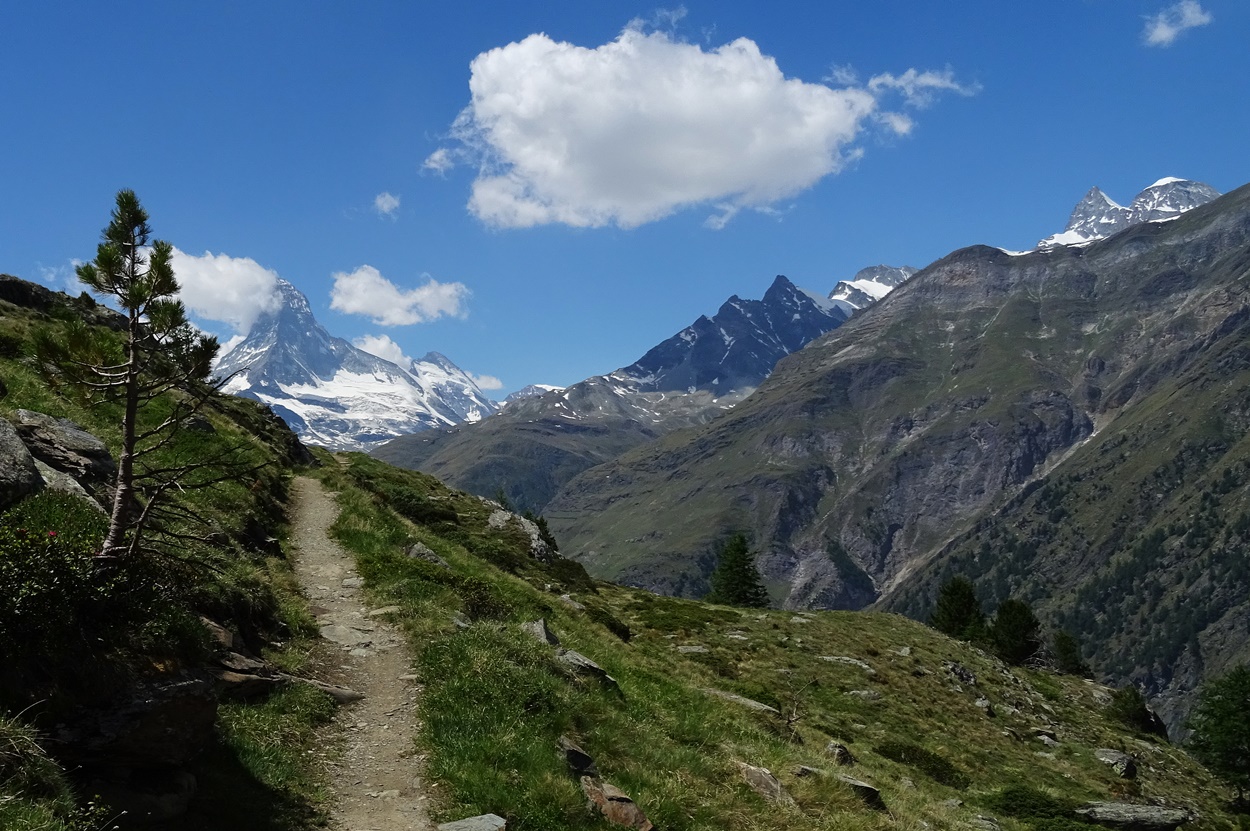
xmin=1052 ymin=630 xmax=1092 ymax=677
xmin=36 ymin=190 xmax=245 ymax=559
xmin=1187 ymin=665 xmax=1250 ymax=801
xmin=929 ymin=576 xmax=985 ymax=640
xmin=705 ymin=533 xmax=769 ymax=608
xmin=989 ymin=598 xmax=1043 ymax=665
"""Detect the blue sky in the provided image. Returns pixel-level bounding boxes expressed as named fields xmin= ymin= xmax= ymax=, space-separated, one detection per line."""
xmin=2 ymin=2 xmax=1246 ymax=395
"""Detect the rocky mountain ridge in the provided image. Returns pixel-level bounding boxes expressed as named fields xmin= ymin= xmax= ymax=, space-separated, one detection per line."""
xmin=214 ymin=280 xmax=496 ymax=450
xmin=374 ymin=270 xmax=910 ymax=510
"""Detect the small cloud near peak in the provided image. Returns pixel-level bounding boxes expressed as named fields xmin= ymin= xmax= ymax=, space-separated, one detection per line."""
xmin=1144 ymin=1 xmax=1213 ymax=47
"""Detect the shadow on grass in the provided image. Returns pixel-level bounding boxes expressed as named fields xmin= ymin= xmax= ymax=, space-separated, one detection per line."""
xmin=144 ymin=741 xmax=323 ymax=831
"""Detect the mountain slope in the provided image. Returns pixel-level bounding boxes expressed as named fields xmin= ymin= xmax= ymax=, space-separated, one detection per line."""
xmin=1037 ymin=177 xmax=1220 ymax=248
xmin=215 ymin=280 xmax=495 ymax=449
xmin=546 ymin=183 xmax=1250 ymax=725
xmin=374 ymin=274 xmax=861 ymax=510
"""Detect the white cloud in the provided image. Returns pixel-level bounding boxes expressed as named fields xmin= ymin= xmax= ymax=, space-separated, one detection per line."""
xmin=436 ymin=26 xmax=974 ymax=230
xmin=469 ymin=372 xmax=504 ymax=391
xmin=1144 ymin=1 xmax=1212 ymax=46
xmin=353 ymin=333 xmax=412 ymax=366
xmin=330 ymin=265 xmax=469 ymax=326
xmin=374 ymin=191 xmax=401 ymax=217
xmin=171 ymin=248 xmax=282 ymax=334
xmin=866 ymin=68 xmax=979 ymax=108
xmin=423 ymin=148 xmax=455 ymax=175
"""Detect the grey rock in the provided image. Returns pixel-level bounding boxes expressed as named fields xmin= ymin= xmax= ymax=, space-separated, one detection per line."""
xmin=405 ymin=541 xmax=451 ymax=569
xmin=894 ymin=646 xmax=913 ymax=656
xmin=580 ymin=776 xmax=655 ymax=829
xmin=943 ymin=661 xmax=977 ymax=687
xmin=0 ymin=418 xmax=42 ymax=511
xmin=837 ymin=775 xmax=887 ymax=811
xmin=972 ymin=815 xmax=1001 ymax=831
xmin=559 ymin=593 xmax=585 ymax=611
xmin=341 ymin=577 xmax=364 ymax=588
xmin=521 ymin=618 xmax=560 ymax=646
xmin=846 ymin=689 xmax=882 ymax=702
xmin=1094 ymin=749 xmax=1138 ymax=780
xmin=558 ymin=649 xmax=620 ymax=690
xmin=33 ymin=459 xmax=101 ymax=508
xmin=942 ymin=798 xmax=964 ymax=808
xmin=558 ymin=735 xmax=599 ymax=777
xmin=703 ymin=688 xmax=781 ymax=715
xmin=677 ymin=645 xmax=709 ymax=654
xmin=975 ymin=697 xmax=996 ymax=717
xmin=437 ymin=814 xmax=507 ymax=831
xmin=369 ymin=606 xmax=403 ymax=617
xmin=1074 ymin=802 xmax=1194 ymax=831
xmin=319 ymin=624 xmax=372 ymax=647
xmin=11 ymin=409 xmax=115 ymax=488
xmin=487 ymin=510 xmax=511 ymax=529
xmin=737 ymin=762 xmax=795 ymax=806
xmin=793 ymin=764 xmax=824 ymax=777
xmin=452 ymin=613 xmax=471 ymax=629
xmin=825 ymin=741 xmax=856 ymax=766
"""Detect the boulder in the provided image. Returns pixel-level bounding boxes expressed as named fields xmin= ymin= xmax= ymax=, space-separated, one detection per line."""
xmin=825 ymin=741 xmax=856 ymax=766
xmin=437 ymin=814 xmax=507 ymax=831
xmin=1094 ymin=749 xmax=1138 ymax=779
xmin=522 ymin=618 xmax=560 ymax=646
xmin=558 ymin=735 xmax=599 ymax=777
xmin=11 ymin=409 xmax=116 ymax=489
xmin=736 ymin=762 xmax=795 ymax=806
xmin=0 ymin=418 xmax=42 ymax=511
xmin=837 ymin=775 xmax=887 ymax=811
xmin=1074 ymin=802 xmax=1194 ymax=831
xmin=580 ymin=776 xmax=655 ymax=830
xmin=406 ymin=541 xmax=451 ymax=569
xmin=558 ymin=649 xmax=620 ymax=691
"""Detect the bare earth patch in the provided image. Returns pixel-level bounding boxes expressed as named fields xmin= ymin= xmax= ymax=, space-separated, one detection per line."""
xmin=289 ymin=475 xmax=435 ymax=831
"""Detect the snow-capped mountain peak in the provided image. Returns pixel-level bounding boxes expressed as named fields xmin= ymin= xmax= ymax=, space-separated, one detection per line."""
xmin=1037 ymin=178 xmax=1220 ymax=249
xmin=828 ymin=265 xmax=918 ymax=314
xmin=214 ymin=279 xmax=496 ymax=449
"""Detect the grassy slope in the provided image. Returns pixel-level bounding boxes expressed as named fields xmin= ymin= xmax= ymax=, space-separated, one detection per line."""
xmin=317 ymin=454 xmax=1243 ymax=831
xmin=0 ymin=282 xmax=334 ymax=830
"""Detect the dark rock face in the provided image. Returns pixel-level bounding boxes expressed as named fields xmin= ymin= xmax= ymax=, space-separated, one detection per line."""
xmin=377 ymin=274 xmax=854 ymax=512
xmin=0 ymin=418 xmax=42 ymax=511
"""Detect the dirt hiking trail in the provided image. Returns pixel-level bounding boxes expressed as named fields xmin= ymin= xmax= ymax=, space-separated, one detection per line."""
xmin=289 ymin=475 xmax=435 ymax=831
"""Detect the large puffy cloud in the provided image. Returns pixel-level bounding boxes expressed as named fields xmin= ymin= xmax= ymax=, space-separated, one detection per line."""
xmin=330 ymin=265 xmax=469 ymax=326
xmin=430 ymin=26 xmax=973 ymax=229
xmin=1143 ymin=1 xmax=1212 ymax=47
xmin=171 ymin=248 xmax=282 ymax=333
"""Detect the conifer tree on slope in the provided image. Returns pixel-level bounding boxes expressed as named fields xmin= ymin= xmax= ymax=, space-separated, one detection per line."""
xmin=706 ymin=532 xmax=769 ymax=608
xmin=1188 ymin=664 xmax=1250 ymax=801
xmin=37 ymin=190 xmax=234 ymax=558
xmin=929 ymin=576 xmax=985 ymax=641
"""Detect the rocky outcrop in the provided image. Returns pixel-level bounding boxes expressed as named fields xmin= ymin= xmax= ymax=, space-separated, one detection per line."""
xmin=736 ymin=762 xmax=795 ymax=806
xmin=11 ymin=409 xmax=116 ymax=495
xmin=580 ymin=777 xmax=655 ymax=830
xmin=0 ymin=418 xmax=42 ymax=511
xmin=1074 ymin=802 xmax=1194 ymax=831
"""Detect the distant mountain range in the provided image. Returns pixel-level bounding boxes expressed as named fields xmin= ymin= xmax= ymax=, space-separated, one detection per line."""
xmin=372 ymin=269 xmax=911 ymax=509
xmin=214 ymin=280 xmax=496 ymax=450
xmin=545 ymin=180 xmax=1250 ymax=733
xmin=1037 ymin=177 xmax=1220 ymax=248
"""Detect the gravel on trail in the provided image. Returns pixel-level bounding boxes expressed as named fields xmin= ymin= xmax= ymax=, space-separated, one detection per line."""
xmin=289 ymin=475 xmax=436 ymax=831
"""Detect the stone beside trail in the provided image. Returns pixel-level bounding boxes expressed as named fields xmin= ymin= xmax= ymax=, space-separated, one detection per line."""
xmin=290 ymin=476 xmax=435 ymax=831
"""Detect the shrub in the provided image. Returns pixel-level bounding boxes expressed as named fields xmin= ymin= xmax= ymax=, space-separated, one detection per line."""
xmin=1107 ymin=686 xmax=1157 ymax=733
xmin=873 ymin=741 xmax=970 ymax=789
